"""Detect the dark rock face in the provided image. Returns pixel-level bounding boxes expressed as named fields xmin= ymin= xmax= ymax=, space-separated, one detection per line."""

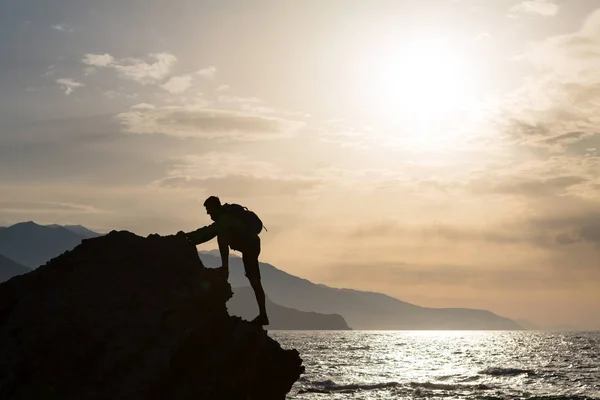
xmin=0 ymin=231 xmax=304 ymax=400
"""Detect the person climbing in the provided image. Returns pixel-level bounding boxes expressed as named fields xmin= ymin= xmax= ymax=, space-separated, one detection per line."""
xmin=183 ymin=196 xmax=269 ymax=326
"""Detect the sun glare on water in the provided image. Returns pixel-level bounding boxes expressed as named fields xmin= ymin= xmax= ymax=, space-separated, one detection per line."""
xmin=369 ymin=37 xmax=480 ymax=151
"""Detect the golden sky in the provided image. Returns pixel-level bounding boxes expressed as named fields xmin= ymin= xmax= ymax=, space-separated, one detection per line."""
xmin=1 ymin=0 xmax=599 ymax=329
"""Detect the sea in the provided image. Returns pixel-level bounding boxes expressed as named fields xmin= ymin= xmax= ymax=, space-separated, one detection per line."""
xmin=270 ymin=330 xmax=600 ymax=400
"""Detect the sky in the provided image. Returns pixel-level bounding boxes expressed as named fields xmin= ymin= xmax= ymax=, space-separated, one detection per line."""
xmin=1 ymin=0 xmax=599 ymax=329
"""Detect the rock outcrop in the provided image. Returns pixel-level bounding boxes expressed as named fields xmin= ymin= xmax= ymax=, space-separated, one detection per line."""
xmin=0 ymin=231 xmax=304 ymax=400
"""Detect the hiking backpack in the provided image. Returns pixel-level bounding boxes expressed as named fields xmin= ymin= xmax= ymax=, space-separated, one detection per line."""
xmin=223 ymin=203 xmax=265 ymax=235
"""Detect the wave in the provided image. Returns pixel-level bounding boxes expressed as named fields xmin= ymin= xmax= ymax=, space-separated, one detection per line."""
xmin=458 ymin=375 xmax=481 ymax=382
xmin=345 ymin=345 xmax=371 ymax=351
xmin=410 ymin=381 xmax=493 ymax=391
xmin=479 ymin=367 xmax=535 ymax=376
xmin=510 ymin=396 xmax=600 ymax=400
xmin=299 ymin=380 xmax=400 ymax=394
xmin=299 ymin=379 xmax=494 ymax=394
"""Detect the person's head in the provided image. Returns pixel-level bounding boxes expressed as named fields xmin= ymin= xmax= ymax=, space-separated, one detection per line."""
xmin=203 ymin=195 xmax=222 ymax=221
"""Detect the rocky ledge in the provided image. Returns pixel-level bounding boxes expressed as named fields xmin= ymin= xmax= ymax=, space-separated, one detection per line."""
xmin=0 ymin=231 xmax=304 ymax=400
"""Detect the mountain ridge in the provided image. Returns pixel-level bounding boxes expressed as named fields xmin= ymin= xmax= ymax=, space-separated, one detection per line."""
xmin=0 ymin=222 xmax=89 ymax=268
xmin=198 ymin=251 xmax=522 ymax=330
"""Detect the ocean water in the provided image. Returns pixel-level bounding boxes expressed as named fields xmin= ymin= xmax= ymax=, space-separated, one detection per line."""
xmin=271 ymin=331 xmax=600 ymax=400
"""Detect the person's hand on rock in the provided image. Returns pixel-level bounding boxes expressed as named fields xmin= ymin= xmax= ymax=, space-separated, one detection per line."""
xmin=176 ymin=231 xmax=191 ymax=242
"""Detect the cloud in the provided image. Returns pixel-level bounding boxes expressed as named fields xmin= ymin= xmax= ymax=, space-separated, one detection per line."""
xmin=475 ymin=175 xmax=588 ymax=198
xmin=350 ymin=220 xmax=531 ymax=246
xmin=0 ymin=201 xmax=105 ymax=214
xmin=153 ymin=152 xmax=321 ymax=198
xmin=470 ymin=156 xmax=600 ymax=199
xmin=157 ymin=174 xmax=319 ymax=197
xmin=493 ymin=10 xmax=600 ymax=149
xmin=529 ymin=210 xmax=600 ymax=246
xmin=196 ymin=66 xmax=217 ymax=79
xmin=342 ymin=154 xmax=600 ymax=252
xmin=472 ymin=32 xmax=491 ymax=42
xmin=82 ymin=53 xmax=115 ymax=67
xmin=508 ymin=0 xmax=559 ymax=17
xmin=324 ymin=261 xmax=547 ymax=289
xmin=349 ymin=206 xmax=600 ymax=252
xmin=527 ymin=10 xmax=600 ymax=75
xmin=117 ymin=104 xmax=303 ymax=140
xmin=81 ymin=53 xmax=176 ymax=84
xmin=160 ymin=75 xmax=193 ymax=94
xmin=56 ymin=78 xmax=84 ymax=95
xmin=168 ymin=153 xmax=281 ymax=176
xmin=218 ymin=95 xmax=275 ymax=114
xmin=51 ymin=24 xmax=73 ymax=32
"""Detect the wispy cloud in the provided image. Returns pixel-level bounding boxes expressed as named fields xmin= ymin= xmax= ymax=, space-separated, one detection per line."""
xmin=475 ymin=156 xmax=600 ymax=198
xmin=51 ymin=24 xmax=73 ymax=32
xmin=160 ymin=74 xmax=193 ymax=94
xmin=56 ymin=78 xmax=84 ymax=95
xmin=0 ymin=201 xmax=105 ymax=214
xmin=82 ymin=53 xmax=177 ymax=84
xmin=508 ymin=0 xmax=559 ymax=18
xmin=218 ymin=95 xmax=275 ymax=114
xmin=82 ymin=53 xmax=115 ymax=67
xmin=154 ymin=153 xmax=320 ymax=198
xmin=157 ymin=174 xmax=319 ymax=198
xmin=116 ymin=103 xmax=303 ymax=140
xmin=196 ymin=66 xmax=217 ymax=79
xmin=492 ymin=10 xmax=600 ymax=150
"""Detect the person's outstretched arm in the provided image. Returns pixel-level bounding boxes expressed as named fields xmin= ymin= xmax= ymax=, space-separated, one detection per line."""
xmin=186 ymin=223 xmax=218 ymax=245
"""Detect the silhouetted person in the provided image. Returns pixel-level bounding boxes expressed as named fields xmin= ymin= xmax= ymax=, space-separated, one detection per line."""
xmin=184 ymin=196 xmax=269 ymax=326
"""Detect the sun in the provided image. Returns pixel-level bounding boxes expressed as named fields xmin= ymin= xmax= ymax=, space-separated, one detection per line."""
xmin=369 ymin=37 xmax=479 ymax=151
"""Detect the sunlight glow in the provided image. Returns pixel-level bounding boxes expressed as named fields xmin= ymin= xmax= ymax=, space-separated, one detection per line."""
xmin=370 ymin=37 xmax=479 ymax=151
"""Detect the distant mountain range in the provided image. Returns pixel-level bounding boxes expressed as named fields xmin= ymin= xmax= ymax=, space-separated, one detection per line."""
xmin=199 ymin=252 xmax=522 ymax=330
xmin=0 ymin=222 xmax=523 ymax=330
xmin=0 ymin=254 xmax=31 ymax=283
xmin=47 ymin=224 xmax=102 ymax=239
xmin=0 ymin=222 xmax=97 ymax=268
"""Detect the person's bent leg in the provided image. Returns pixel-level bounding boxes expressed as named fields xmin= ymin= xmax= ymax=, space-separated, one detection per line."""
xmin=216 ymin=232 xmax=231 ymax=278
xmin=249 ymin=277 xmax=268 ymax=323
xmin=243 ymin=246 xmax=269 ymax=325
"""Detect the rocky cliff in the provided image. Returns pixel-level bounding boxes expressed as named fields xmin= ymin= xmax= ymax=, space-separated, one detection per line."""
xmin=0 ymin=231 xmax=304 ymax=400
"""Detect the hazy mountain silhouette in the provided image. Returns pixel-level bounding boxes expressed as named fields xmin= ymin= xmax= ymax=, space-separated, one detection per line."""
xmin=0 ymin=254 xmax=31 ymax=283
xmin=0 ymin=222 xmax=90 ymax=268
xmin=48 ymin=224 xmax=102 ymax=238
xmin=516 ymin=318 xmax=541 ymax=330
xmin=228 ymin=286 xmax=350 ymax=330
xmin=198 ymin=252 xmax=522 ymax=330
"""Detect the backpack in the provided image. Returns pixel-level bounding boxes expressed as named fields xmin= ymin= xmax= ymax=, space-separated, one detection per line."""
xmin=223 ymin=203 xmax=265 ymax=235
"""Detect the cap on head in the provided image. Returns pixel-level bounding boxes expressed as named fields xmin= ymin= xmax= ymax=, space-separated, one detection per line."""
xmin=203 ymin=195 xmax=221 ymax=209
